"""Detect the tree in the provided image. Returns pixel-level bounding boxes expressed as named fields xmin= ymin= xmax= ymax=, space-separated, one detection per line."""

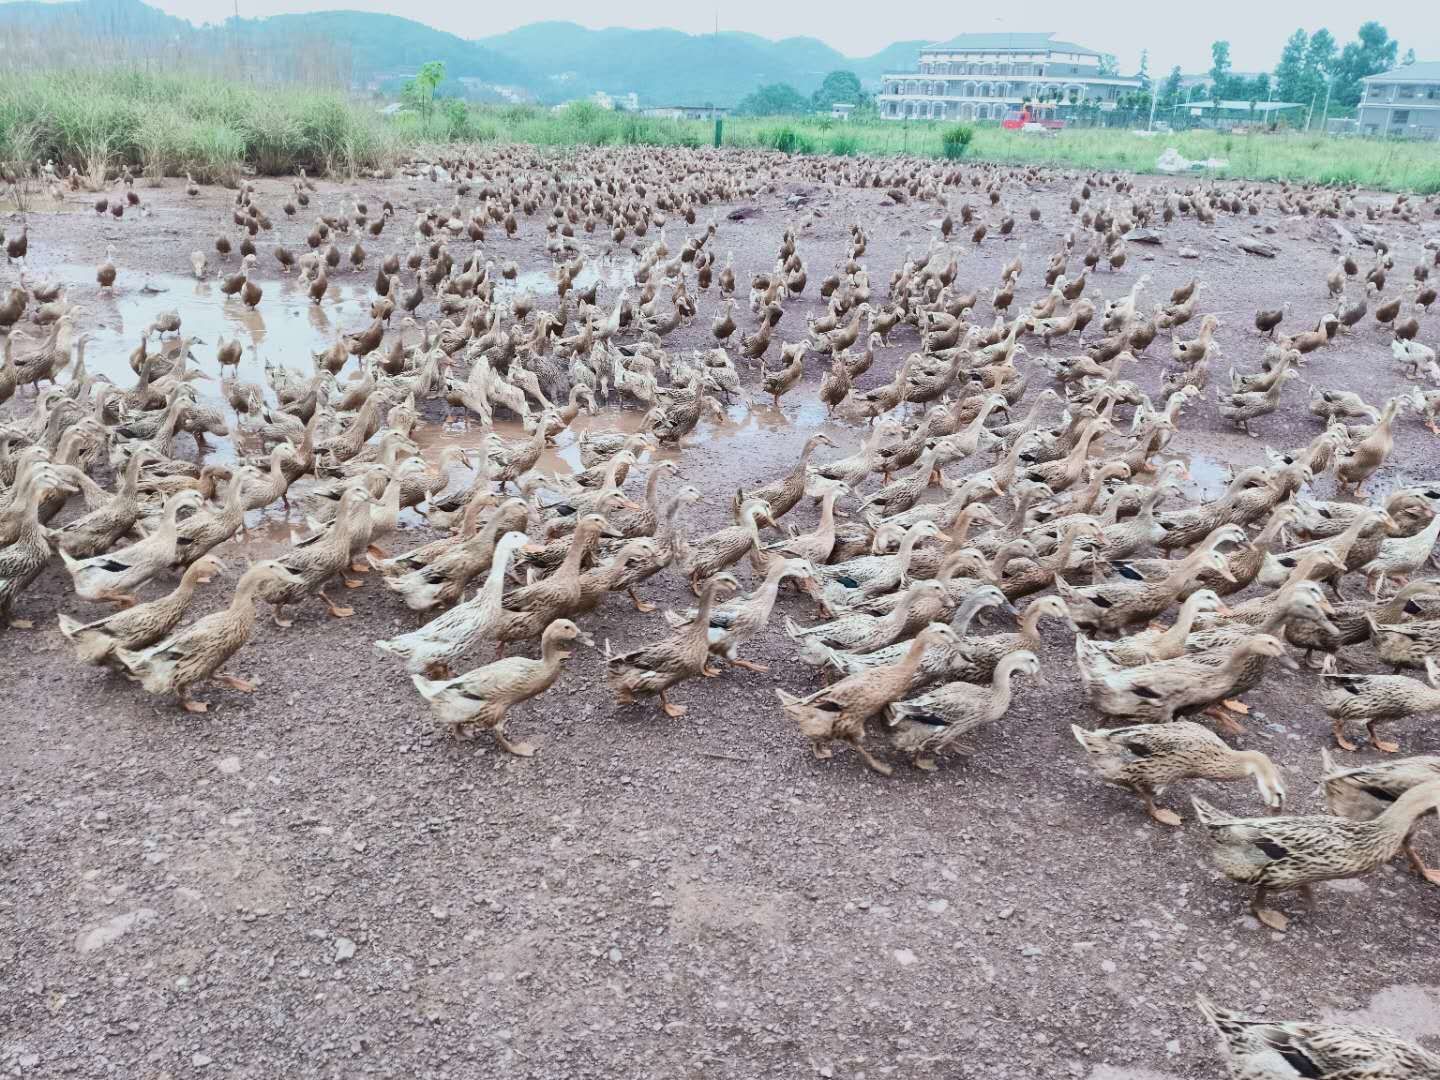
xmin=1302 ymin=28 xmax=1338 ymax=104
xmin=1209 ymin=40 xmax=1233 ymax=98
xmin=811 ymin=70 xmax=866 ymax=112
xmin=1274 ymin=29 xmax=1308 ymax=102
xmin=1098 ymin=53 xmax=1119 ymax=77
xmin=1136 ymin=49 xmax=1150 ymax=88
xmin=1334 ymin=21 xmax=1397 ymax=106
xmin=402 ymin=59 xmax=445 ymax=123
xmin=1402 ymin=48 xmax=1416 ymax=66
xmin=1160 ymin=65 xmax=1183 ymax=109
xmin=735 ymin=82 xmax=809 ymax=117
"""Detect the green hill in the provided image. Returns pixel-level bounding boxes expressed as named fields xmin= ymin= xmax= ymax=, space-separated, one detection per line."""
xmin=0 ymin=0 xmax=923 ymax=106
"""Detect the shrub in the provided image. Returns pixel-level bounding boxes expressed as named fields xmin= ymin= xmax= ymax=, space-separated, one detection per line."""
xmin=761 ymin=125 xmax=813 ymax=155
xmin=828 ymin=133 xmax=860 ymax=156
xmin=941 ymin=124 xmax=974 ymax=159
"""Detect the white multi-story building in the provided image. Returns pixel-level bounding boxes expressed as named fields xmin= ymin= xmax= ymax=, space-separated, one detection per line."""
xmin=877 ymin=32 xmax=1142 ymax=122
xmin=1358 ymin=62 xmax=1440 ymax=138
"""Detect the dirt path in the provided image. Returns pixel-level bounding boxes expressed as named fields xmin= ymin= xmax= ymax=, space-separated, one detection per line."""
xmin=3 ymin=157 xmax=1439 ymax=1079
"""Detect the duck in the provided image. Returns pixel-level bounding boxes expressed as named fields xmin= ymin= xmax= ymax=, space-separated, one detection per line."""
xmin=1288 ymin=579 xmax=1440 ymax=670
xmin=1056 ymin=547 xmax=1236 ymax=637
xmin=114 ymin=561 xmax=307 ymax=712
xmin=1319 ymin=748 xmax=1440 ymax=883
xmin=0 ymin=468 xmax=73 ymax=628
xmin=1216 ymin=369 xmax=1297 ymax=436
xmin=810 ymin=520 xmax=944 ymax=611
xmin=1083 ymin=589 xmax=1230 ymax=668
xmin=374 ymin=531 xmax=536 ymax=677
xmin=786 ymin=578 xmax=950 ymax=659
xmin=1360 ymin=503 xmax=1440 ymax=598
xmin=777 ymin=622 xmax=961 ymax=776
xmin=58 ymin=556 xmax=225 ymax=667
xmin=1197 ymin=994 xmax=1440 ymax=1078
xmin=59 ymin=490 xmax=205 ymax=605
xmin=732 ymin=433 xmax=836 ymax=522
xmin=381 ymin=496 xmax=528 ymax=605
xmin=759 ymin=341 xmax=806 ymax=409
xmin=410 ymin=618 xmax=591 ymax=755
xmin=662 ymin=557 xmax=815 ymax=673
xmin=258 ymin=486 xmax=377 ymax=627
xmin=1335 ymin=396 xmax=1402 ymax=495
xmin=1193 ymin=779 xmax=1440 ymax=930
xmin=1078 ymin=634 xmax=1297 ymax=726
xmin=604 ymin=572 xmax=740 ymax=717
xmin=805 ymin=586 xmax=1015 ymax=687
xmin=683 ymin=499 xmax=775 ymax=593
xmin=1320 ymin=658 xmax=1440 ymax=753
xmin=46 ymin=448 xmax=152 ymax=559
xmin=888 ymin=650 xmax=1040 ymax=768
xmin=758 ymin=480 xmax=848 ymax=568
xmin=1071 ymin=720 xmax=1284 ymax=826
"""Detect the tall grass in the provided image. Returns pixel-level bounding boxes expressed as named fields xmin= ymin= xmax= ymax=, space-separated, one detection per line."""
xmin=2 ymin=68 xmax=1436 ymax=193
xmin=0 ymin=68 xmax=404 ymax=185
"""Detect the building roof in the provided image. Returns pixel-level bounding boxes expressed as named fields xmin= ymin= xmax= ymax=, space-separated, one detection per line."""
xmin=1362 ymin=61 xmax=1440 ymax=84
xmin=921 ymin=32 xmax=1099 ymax=57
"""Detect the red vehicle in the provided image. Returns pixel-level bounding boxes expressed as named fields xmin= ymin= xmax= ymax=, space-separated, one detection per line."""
xmin=1002 ymin=104 xmax=1065 ymax=131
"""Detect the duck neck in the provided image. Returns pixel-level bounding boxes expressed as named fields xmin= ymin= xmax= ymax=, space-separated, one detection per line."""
xmin=1155 ymin=593 xmax=1210 ymax=653
xmin=1024 ymin=599 xmax=1062 ymax=647
xmin=1376 ymin=781 xmax=1440 ymax=845
xmin=481 ymin=540 xmax=522 ymax=602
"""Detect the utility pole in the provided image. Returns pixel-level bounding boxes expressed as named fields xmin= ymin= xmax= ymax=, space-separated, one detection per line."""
xmin=1305 ymin=87 xmax=1318 ymax=131
xmin=1319 ymin=77 xmax=1334 ymax=133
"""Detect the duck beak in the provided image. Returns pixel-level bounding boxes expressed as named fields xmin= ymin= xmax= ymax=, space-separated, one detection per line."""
xmin=1278 ymin=652 xmax=1301 ymax=672
xmin=620 ymin=499 xmax=644 ymax=512
xmin=1219 ymin=564 xmax=1239 ymax=583
xmin=1216 ymin=604 xmax=1235 ymax=617
xmin=576 ymin=631 xmax=596 ymax=648
xmin=521 ymin=543 xmax=546 ymax=555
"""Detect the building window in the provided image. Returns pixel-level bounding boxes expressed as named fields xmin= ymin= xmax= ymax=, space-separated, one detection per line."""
xmin=1392 ymin=110 xmax=1410 ymax=125
xmin=1399 ymin=85 xmax=1416 ymax=98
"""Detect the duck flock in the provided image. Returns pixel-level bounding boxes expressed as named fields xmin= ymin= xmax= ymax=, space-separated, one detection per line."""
xmin=5 ymin=146 xmax=1440 ymax=1075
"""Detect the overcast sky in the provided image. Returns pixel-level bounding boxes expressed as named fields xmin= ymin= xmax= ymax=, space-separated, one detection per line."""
xmin=120 ymin=0 xmax=1440 ymax=72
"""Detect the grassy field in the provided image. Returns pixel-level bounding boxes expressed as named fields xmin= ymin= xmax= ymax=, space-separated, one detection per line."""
xmin=2 ymin=69 xmax=1438 ymax=194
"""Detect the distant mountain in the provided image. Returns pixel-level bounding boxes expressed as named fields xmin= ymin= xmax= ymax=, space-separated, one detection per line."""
xmin=232 ymin=10 xmax=532 ymax=92
xmin=0 ymin=0 xmax=925 ymax=106
xmin=477 ymin=22 xmax=873 ymax=105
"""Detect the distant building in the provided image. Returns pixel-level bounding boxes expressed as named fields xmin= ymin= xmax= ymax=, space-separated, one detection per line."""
xmin=1358 ymin=62 xmax=1440 ymax=138
xmin=877 ymin=32 xmax=1142 ymax=121
xmin=1184 ymin=99 xmax=1306 ymax=126
xmin=639 ymin=105 xmax=728 ymax=120
xmin=829 ymin=103 xmax=856 ymax=120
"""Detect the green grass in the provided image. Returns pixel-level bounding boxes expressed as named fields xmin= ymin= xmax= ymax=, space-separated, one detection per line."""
xmin=2 ymin=69 xmax=1437 ymax=193
xmin=0 ymin=68 xmax=408 ymax=184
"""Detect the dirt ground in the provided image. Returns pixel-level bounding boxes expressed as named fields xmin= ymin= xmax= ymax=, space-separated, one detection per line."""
xmin=4 ymin=153 xmax=1440 ymax=1079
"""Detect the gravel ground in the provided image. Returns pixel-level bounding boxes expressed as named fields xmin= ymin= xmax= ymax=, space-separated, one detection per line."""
xmin=3 ymin=153 xmax=1440 ymax=1079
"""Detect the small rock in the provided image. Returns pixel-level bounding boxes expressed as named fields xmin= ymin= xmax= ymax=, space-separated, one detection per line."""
xmin=894 ymin=948 xmax=917 ymax=966
xmin=334 ymin=937 xmax=356 ymax=962
xmin=998 ymin=906 xmax=1014 ymax=920
xmin=1165 ymin=1039 xmax=1182 ymax=1057
xmin=1021 ymin=946 xmax=1043 ymax=957
xmin=608 ymin=947 xmax=622 ymax=963
xmin=216 ymin=756 xmax=241 ymax=775
xmin=1179 ymin=246 xmax=1200 ymax=259
xmin=430 ymin=906 xmax=448 ymax=921
xmin=192 ymin=1053 xmax=213 ymax=1067
xmin=1101 ymin=959 xmax=1117 ymax=974
xmin=926 ymin=898 xmax=949 ymax=914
